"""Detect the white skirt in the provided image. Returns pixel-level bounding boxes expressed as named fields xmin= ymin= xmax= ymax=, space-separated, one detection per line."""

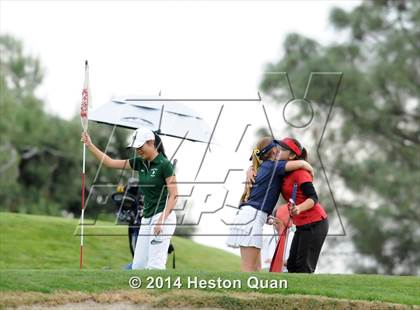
xmin=226 ymin=205 xmax=268 ymax=249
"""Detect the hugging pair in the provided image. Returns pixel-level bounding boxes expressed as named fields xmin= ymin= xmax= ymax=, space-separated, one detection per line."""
xmin=226 ymin=137 xmax=328 ymax=273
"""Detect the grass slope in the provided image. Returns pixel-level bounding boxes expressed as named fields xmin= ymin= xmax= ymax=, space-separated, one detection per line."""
xmin=0 ymin=212 xmax=240 ymax=271
xmin=1 ymin=213 xmax=419 ymax=308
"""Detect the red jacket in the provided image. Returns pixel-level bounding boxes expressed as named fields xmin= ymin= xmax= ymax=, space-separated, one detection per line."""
xmin=281 ymin=169 xmax=327 ymax=226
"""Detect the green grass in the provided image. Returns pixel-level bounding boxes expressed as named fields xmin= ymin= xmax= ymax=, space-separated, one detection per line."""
xmin=0 ymin=212 xmax=240 ymax=271
xmin=1 ymin=212 xmax=419 ymax=307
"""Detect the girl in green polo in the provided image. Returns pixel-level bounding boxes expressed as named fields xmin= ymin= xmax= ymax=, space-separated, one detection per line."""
xmin=81 ymin=127 xmax=177 ymax=270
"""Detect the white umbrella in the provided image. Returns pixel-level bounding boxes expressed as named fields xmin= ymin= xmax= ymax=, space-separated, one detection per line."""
xmin=89 ymin=96 xmax=213 ymax=143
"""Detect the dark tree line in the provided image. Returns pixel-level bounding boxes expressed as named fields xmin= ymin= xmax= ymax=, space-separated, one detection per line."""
xmin=259 ymin=0 xmax=419 ymax=275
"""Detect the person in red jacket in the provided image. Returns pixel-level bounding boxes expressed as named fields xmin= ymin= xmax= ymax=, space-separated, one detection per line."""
xmin=276 ymin=137 xmax=328 ymax=273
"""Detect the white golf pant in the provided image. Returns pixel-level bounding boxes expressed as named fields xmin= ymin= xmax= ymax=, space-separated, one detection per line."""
xmin=132 ymin=211 xmax=176 ymax=270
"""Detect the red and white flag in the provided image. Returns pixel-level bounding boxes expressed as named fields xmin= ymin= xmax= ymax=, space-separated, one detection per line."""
xmin=81 ymin=60 xmax=91 ymax=132
xmin=79 ymin=60 xmax=91 ymax=269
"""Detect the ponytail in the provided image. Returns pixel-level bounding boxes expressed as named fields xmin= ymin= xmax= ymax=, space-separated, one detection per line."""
xmin=300 ymin=147 xmax=307 ymax=161
xmin=291 ymin=138 xmax=308 ymax=161
xmin=239 ymin=149 xmax=262 ymax=203
xmin=240 ymin=137 xmax=274 ymax=204
xmin=153 ymin=132 xmax=167 ymax=158
xmin=250 ymin=148 xmax=263 ymax=171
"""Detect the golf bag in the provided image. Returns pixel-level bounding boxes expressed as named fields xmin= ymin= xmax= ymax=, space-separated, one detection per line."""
xmin=111 ymin=177 xmax=176 ymax=268
xmin=269 ymin=183 xmax=297 ymax=272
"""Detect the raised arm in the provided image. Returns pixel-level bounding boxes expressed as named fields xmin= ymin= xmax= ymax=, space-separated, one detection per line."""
xmin=246 ymin=160 xmax=314 ymax=185
xmin=285 ymin=160 xmax=314 ymax=177
xmin=81 ymin=132 xmax=131 ymax=170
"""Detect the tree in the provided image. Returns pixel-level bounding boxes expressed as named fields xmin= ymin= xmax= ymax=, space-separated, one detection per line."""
xmin=259 ymin=0 xmax=420 ymax=274
xmin=0 ymin=34 xmax=45 ymax=210
xmin=0 ymin=34 xmax=131 ymax=218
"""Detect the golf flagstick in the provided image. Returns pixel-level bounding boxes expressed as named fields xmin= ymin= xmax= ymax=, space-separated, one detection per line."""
xmin=80 ymin=60 xmax=91 ymax=269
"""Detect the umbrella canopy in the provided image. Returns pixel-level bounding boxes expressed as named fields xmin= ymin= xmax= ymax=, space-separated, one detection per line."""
xmin=89 ymin=96 xmax=213 ymax=143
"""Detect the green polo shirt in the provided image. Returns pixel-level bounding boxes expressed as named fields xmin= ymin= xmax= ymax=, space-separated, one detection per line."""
xmin=129 ymin=153 xmax=175 ymax=218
